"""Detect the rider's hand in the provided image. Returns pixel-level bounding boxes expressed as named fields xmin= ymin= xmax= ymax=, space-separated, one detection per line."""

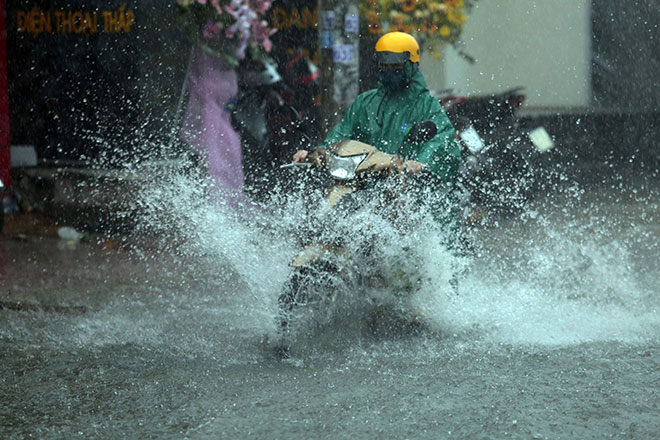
xmin=293 ymin=150 xmax=309 ymax=163
xmin=403 ymin=160 xmax=425 ymax=175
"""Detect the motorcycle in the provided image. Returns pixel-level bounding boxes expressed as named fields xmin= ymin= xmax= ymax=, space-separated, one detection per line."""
xmin=436 ymin=87 xmax=555 ymax=218
xmin=274 ymin=121 xmax=442 ymax=358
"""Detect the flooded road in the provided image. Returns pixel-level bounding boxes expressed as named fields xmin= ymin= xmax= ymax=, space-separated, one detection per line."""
xmin=1 ymin=182 xmax=658 ymax=439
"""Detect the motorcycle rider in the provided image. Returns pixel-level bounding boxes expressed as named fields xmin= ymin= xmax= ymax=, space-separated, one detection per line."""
xmin=275 ymin=34 xmax=462 ymax=354
xmin=292 ymin=31 xmax=460 ymax=183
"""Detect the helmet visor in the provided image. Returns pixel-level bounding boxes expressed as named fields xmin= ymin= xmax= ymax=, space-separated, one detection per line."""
xmin=375 ymin=50 xmax=410 ymax=66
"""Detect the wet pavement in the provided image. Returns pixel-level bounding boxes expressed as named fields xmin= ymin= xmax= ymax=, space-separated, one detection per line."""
xmin=1 ymin=181 xmax=659 ymax=439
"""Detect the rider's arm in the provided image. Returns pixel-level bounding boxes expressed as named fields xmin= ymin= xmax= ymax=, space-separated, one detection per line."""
xmin=414 ymin=99 xmax=461 ymax=183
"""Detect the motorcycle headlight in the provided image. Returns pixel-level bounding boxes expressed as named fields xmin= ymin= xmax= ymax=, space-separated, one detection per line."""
xmin=327 ymin=154 xmax=367 ymax=180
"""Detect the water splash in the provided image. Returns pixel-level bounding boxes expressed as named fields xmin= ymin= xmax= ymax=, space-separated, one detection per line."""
xmin=439 ymin=185 xmax=660 ymax=345
xmin=3 ymin=159 xmax=657 ymax=363
xmin=124 ymin=161 xmax=658 ymax=353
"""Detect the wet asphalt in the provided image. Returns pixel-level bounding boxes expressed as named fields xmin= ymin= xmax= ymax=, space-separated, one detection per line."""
xmin=1 ymin=182 xmax=659 ymax=439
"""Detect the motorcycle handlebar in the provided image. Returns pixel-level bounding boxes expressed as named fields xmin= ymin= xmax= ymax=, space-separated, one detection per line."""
xmin=279 ymin=162 xmax=313 ymax=169
xmin=279 ymin=157 xmax=431 ymax=178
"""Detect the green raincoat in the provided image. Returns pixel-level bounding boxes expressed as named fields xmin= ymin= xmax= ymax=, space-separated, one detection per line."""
xmin=322 ymin=66 xmax=461 ymax=183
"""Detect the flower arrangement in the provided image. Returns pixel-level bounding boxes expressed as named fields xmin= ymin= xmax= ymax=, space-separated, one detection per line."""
xmin=360 ymin=0 xmax=479 ymax=60
xmin=175 ymin=0 xmax=276 ymax=66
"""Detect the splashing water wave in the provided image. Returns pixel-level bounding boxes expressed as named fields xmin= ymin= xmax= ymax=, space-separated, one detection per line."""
xmin=4 ymin=161 xmax=656 ymax=365
xmin=126 ymin=162 xmax=659 ymax=355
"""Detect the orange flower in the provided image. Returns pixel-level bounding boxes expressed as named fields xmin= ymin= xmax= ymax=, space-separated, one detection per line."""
xmin=368 ymin=24 xmax=381 ymax=34
xmin=389 ymin=23 xmax=411 ymax=33
xmin=368 ymin=13 xmax=382 ymax=34
xmin=401 ymin=0 xmax=417 ymax=12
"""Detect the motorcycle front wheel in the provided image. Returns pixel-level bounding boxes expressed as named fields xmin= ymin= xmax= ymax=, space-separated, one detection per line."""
xmin=275 ymin=262 xmax=340 ymax=358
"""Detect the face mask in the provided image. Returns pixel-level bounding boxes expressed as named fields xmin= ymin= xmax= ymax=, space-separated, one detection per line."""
xmin=378 ymin=68 xmax=408 ymax=91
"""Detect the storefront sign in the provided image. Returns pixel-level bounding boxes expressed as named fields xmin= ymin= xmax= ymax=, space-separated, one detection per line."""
xmin=6 ymin=1 xmax=141 ymax=162
xmin=16 ymin=4 xmax=135 ymax=36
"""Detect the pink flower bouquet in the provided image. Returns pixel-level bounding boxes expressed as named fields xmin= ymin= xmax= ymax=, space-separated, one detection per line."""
xmin=176 ymin=0 xmax=276 ymax=66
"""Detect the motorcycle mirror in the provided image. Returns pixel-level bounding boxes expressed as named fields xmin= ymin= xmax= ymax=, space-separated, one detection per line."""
xmin=405 ymin=120 xmax=437 ymax=144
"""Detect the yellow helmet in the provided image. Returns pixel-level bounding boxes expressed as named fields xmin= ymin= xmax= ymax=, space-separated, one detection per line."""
xmin=375 ymin=32 xmax=420 ymax=64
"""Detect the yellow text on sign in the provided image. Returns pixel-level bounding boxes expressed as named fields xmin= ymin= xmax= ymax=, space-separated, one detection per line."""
xmin=16 ymin=4 xmax=135 ymax=36
xmin=271 ymin=7 xmax=318 ymax=30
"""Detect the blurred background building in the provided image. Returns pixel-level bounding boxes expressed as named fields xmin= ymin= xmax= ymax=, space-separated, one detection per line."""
xmin=1 ymin=0 xmax=659 ymax=167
